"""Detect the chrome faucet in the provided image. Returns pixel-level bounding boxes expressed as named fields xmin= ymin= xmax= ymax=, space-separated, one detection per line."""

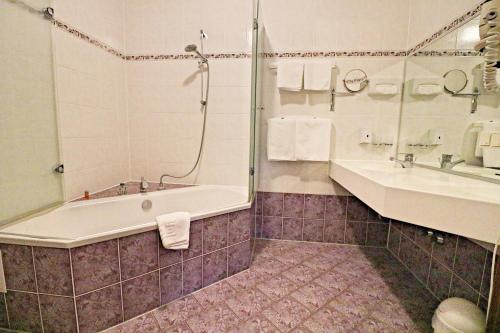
xmin=140 ymin=177 xmax=149 ymax=193
xmin=158 ymin=175 xmax=168 ymax=190
xmin=390 ymin=153 xmax=415 ymax=168
xmin=439 ymin=154 xmax=465 ymax=170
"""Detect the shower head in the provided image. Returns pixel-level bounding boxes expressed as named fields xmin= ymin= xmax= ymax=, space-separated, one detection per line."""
xmin=185 ymin=44 xmax=197 ymax=52
xmin=184 ymin=44 xmax=208 ymax=63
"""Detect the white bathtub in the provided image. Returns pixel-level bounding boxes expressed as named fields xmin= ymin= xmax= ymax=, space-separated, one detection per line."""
xmin=0 ymin=185 xmax=250 ymax=248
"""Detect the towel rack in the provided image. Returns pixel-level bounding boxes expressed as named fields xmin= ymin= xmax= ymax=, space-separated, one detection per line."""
xmin=268 ymin=62 xmax=337 ymax=70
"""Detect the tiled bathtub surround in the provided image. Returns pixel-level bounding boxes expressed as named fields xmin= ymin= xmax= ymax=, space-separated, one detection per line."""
xmin=388 ymin=221 xmax=495 ymax=311
xmin=0 ymin=209 xmax=251 ymax=333
xmin=253 ymin=192 xmax=389 ymax=247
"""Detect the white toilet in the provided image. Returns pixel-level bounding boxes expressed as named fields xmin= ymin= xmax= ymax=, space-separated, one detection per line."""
xmin=432 ymin=297 xmax=486 ymax=333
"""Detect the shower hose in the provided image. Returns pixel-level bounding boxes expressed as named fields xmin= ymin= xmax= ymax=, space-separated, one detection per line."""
xmin=161 ymin=61 xmax=210 ymax=179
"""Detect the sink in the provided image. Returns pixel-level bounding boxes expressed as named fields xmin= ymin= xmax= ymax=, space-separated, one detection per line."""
xmin=330 ymin=160 xmax=500 ymax=244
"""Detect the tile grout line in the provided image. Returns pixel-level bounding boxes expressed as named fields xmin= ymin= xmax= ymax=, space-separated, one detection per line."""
xmin=30 ymin=246 xmax=44 ymax=333
xmin=116 ymin=239 xmax=125 ymax=323
xmin=68 ymin=249 xmax=80 ymax=333
xmin=3 ymin=293 xmax=9 ymax=330
xmin=478 ymin=248 xmax=489 ymax=303
xmin=157 ymin=236 xmax=161 ymax=306
xmin=447 ymin=237 xmax=460 ymax=297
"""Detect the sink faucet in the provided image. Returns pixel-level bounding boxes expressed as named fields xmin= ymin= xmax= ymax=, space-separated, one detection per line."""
xmin=140 ymin=177 xmax=149 ymax=193
xmin=439 ymin=154 xmax=465 ymax=170
xmin=390 ymin=153 xmax=415 ymax=168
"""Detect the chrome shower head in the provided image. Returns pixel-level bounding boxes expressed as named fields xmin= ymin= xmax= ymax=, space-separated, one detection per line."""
xmin=184 ymin=44 xmax=208 ymax=63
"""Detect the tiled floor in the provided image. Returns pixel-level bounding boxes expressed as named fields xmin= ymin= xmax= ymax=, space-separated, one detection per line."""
xmin=104 ymin=240 xmax=438 ymax=333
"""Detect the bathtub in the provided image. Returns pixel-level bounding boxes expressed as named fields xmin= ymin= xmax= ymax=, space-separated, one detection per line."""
xmin=0 ymin=185 xmax=250 ymax=248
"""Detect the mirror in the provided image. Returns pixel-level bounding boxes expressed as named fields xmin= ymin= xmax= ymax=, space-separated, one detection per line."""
xmin=443 ymin=69 xmax=468 ymax=94
xmin=343 ymin=69 xmax=369 ymax=93
xmin=398 ymin=17 xmax=500 ymax=183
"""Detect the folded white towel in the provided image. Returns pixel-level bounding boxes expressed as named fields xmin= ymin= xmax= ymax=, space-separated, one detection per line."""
xmin=267 ymin=117 xmax=296 ymax=161
xmin=277 ymin=62 xmax=304 ymax=91
xmin=304 ymin=62 xmax=332 ymax=91
xmin=156 ymin=212 xmax=190 ymax=250
xmin=295 ymin=117 xmax=331 ymax=162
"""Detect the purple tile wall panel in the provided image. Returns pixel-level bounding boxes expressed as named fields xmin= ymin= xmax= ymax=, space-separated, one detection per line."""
xmin=256 ymin=191 xmax=388 ymax=248
xmin=33 ymin=247 xmax=73 ymax=296
xmin=160 ymin=263 xmax=183 ymax=305
xmin=0 ymin=208 xmax=253 ymax=332
xmin=182 ymin=219 xmax=203 ymax=260
xmin=119 ymin=230 xmax=159 ymax=280
xmin=76 ymin=284 xmax=123 ymax=333
xmin=203 ymin=214 xmax=228 ymax=253
xmin=228 ymin=240 xmax=252 ymax=276
xmin=0 ymin=295 xmax=8 ymax=328
xmin=388 ymin=221 xmax=493 ymax=310
xmin=122 ymin=271 xmax=160 ymax=320
xmin=283 ymin=193 xmax=304 ymax=218
xmin=0 ymin=244 xmax=36 ymax=292
xmin=71 ymin=239 xmax=120 ymax=295
xmin=304 ymin=195 xmax=326 ymax=220
xmin=39 ymin=295 xmax=77 ymax=333
xmin=6 ymin=291 xmax=42 ymax=332
xmin=203 ymin=248 xmax=228 ymax=287
xmin=159 ymin=246 xmax=182 ymax=268
xmin=262 ymin=192 xmax=283 ymax=216
xmin=283 ymin=218 xmax=303 ymax=241
xmin=228 ymin=210 xmax=251 ymax=245
xmin=183 ymin=257 xmax=203 ymax=294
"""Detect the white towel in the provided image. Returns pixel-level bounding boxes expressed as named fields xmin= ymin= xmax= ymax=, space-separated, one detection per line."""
xmin=295 ymin=117 xmax=331 ymax=162
xmin=277 ymin=62 xmax=303 ymax=91
xmin=267 ymin=117 xmax=296 ymax=161
xmin=304 ymin=62 xmax=332 ymax=91
xmin=156 ymin=212 xmax=190 ymax=250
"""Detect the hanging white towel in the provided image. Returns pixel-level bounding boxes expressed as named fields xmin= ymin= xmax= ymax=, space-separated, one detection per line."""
xmin=304 ymin=62 xmax=332 ymax=91
xmin=277 ymin=62 xmax=304 ymax=91
xmin=267 ymin=117 xmax=296 ymax=161
xmin=295 ymin=117 xmax=331 ymax=162
xmin=156 ymin=212 xmax=190 ymax=250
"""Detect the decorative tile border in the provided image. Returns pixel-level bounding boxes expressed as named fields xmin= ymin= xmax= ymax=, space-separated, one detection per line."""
xmin=260 ymin=50 xmax=408 ymax=58
xmin=52 ymin=3 xmax=483 ymax=61
xmin=0 ymin=209 xmax=252 ymax=332
xmin=407 ymin=4 xmax=482 ymax=55
xmin=53 ymin=19 xmax=126 ymax=59
xmin=412 ymin=50 xmax=483 ymax=57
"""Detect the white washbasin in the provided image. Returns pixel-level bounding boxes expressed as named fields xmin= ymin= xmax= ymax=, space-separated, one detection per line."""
xmin=330 ymin=160 xmax=500 ymax=244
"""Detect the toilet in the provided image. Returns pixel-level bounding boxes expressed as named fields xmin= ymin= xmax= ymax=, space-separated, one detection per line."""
xmin=432 ymin=297 xmax=486 ymax=333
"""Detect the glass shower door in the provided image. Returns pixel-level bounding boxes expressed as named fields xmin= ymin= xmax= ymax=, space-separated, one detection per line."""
xmin=0 ymin=0 xmax=64 ymax=224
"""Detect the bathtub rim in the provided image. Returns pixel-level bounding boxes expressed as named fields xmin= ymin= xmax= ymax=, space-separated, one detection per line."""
xmin=0 ymin=185 xmax=252 ymax=249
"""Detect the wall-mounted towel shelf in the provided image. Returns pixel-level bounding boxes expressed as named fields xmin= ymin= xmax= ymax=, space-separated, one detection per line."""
xmin=269 ymin=62 xmax=337 ymax=70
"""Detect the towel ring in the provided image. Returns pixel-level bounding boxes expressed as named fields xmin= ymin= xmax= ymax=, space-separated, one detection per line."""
xmin=343 ymin=69 xmax=369 ymax=93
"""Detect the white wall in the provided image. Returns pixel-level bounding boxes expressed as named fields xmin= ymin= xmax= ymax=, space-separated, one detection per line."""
xmin=124 ymin=0 xmax=253 ymax=187
xmin=407 ymin=0 xmax=482 ymax=49
xmin=53 ymin=0 xmax=130 ymax=200
xmin=261 ymin=0 xmax=410 ymax=52
xmin=257 ymin=0 xmax=410 ymax=195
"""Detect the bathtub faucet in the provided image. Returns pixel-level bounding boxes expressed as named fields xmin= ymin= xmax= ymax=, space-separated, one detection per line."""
xmin=158 ymin=175 xmax=167 ymax=190
xmin=140 ymin=177 xmax=149 ymax=193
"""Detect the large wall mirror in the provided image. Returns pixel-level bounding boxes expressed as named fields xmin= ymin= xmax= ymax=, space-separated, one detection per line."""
xmin=398 ymin=16 xmax=500 ymax=182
